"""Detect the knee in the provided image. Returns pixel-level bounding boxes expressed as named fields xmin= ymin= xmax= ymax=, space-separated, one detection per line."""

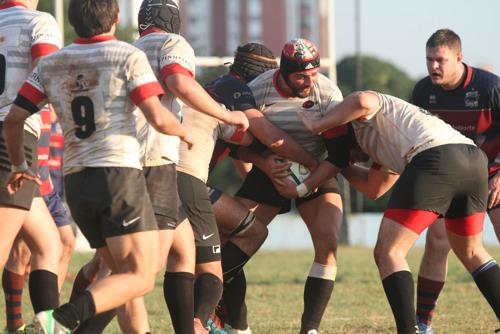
xmin=373 ymin=242 xmax=402 ymax=268
xmin=60 ymin=234 xmax=76 ymax=259
xmin=425 ymin=231 xmax=451 ymax=256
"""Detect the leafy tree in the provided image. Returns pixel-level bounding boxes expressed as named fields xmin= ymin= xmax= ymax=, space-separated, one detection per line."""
xmin=337 ymin=55 xmax=415 ymax=101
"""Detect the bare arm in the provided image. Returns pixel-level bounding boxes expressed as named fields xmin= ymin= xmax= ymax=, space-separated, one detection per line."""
xmin=341 ymin=164 xmax=399 ymax=200
xmin=245 ymin=108 xmax=318 ymax=170
xmin=164 ymin=73 xmax=249 ymax=131
xmin=301 ymin=91 xmax=381 ymax=134
xmin=138 ymin=96 xmax=193 ymax=148
xmin=4 ymin=105 xmax=41 ymax=193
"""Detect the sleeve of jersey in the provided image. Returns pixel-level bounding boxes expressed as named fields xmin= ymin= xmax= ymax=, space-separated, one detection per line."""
xmin=322 ymin=125 xmax=351 ymax=168
xmin=30 ymin=13 xmax=62 ymax=61
xmin=15 ymin=67 xmax=48 ymax=114
xmin=324 ymin=80 xmax=344 ymax=113
xmin=217 ymin=80 xmax=257 ymax=111
xmin=128 ymin=51 xmax=165 ymax=106
xmin=159 ymin=36 xmax=196 ymax=82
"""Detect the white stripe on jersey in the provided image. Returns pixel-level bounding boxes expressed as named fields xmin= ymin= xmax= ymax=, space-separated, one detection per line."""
xmin=352 ymin=93 xmax=475 ymax=174
xmin=25 ymin=39 xmax=161 ymax=174
xmin=0 ymin=6 xmax=61 ymax=137
xmin=133 ymin=32 xmax=195 ymax=166
xmin=249 ymin=69 xmax=343 ymax=159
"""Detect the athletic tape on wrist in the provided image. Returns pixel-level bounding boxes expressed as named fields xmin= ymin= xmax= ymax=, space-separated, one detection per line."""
xmin=11 ymin=161 xmax=28 ymax=173
xmin=308 ymin=262 xmax=337 ymax=281
xmin=296 ymin=183 xmax=309 ymax=197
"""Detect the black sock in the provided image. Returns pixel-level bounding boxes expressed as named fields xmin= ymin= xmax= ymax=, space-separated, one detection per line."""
xmin=300 ymin=276 xmax=334 ymax=333
xmin=70 ymin=267 xmax=92 ymax=302
xmin=382 ymin=271 xmax=417 ymax=334
xmin=194 ymin=273 xmax=223 ymax=324
xmin=221 ymin=242 xmax=250 ymax=284
xmin=29 ymin=270 xmax=59 ymax=313
xmin=74 ymin=309 xmax=116 ymax=334
xmin=222 ymin=269 xmax=248 ymax=330
xmin=163 ymin=271 xmax=195 ymax=334
xmin=53 ymin=290 xmax=96 ymax=330
xmin=473 ymin=264 xmax=500 ymax=319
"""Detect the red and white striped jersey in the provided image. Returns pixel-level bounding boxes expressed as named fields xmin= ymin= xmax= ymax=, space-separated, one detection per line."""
xmin=18 ymin=35 xmax=164 ymax=175
xmin=133 ymin=31 xmax=195 ymax=166
xmin=249 ymin=69 xmax=343 ymax=159
xmin=352 ymin=93 xmax=474 ymax=174
xmin=0 ymin=2 xmax=61 ymax=137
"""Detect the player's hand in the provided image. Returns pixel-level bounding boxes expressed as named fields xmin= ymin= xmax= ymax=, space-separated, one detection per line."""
xmin=274 ymin=177 xmax=299 ymax=199
xmin=298 ymin=111 xmax=320 ymax=134
xmin=6 ymin=171 xmax=41 ymax=195
xmin=227 ymin=111 xmax=250 ymax=132
xmin=181 ymin=131 xmax=194 ymax=150
xmin=488 ymin=172 xmax=500 ymax=209
xmin=266 ymin=155 xmax=291 ymax=182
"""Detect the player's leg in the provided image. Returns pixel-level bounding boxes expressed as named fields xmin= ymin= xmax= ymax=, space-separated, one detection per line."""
xmin=445 ymin=223 xmax=500 ymax=320
xmin=489 ymin=207 xmax=500 ymax=242
xmin=21 ymin=197 xmax=61 ymax=314
xmin=3 ymin=237 xmax=31 ymax=333
xmin=416 ymin=219 xmax=450 ymax=330
xmin=116 ymin=165 xmax=178 ymax=333
xmin=44 ymin=191 xmax=75 ymax=291
xmin=165 ymin=219 xmax=196 ymax=334
xmin=296 ymin=185 xmax=343 ymax=334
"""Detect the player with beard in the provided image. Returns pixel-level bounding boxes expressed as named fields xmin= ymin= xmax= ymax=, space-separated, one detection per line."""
xmin=411 ymin=29 xmax=500 ymax=334
xmin=299 ymin=90 xmax=500 ymax=333
xmin=225 ymin=38 xmax=344 ymax=334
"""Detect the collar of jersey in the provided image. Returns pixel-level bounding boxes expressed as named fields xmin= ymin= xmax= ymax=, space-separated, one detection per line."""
xmin=74 ymin=35 xmax=117 ymax=44
xmin=140 ymin=27 xmax=165 ymax=37
xmin=0 ymin=1 xmax=27 ymax=9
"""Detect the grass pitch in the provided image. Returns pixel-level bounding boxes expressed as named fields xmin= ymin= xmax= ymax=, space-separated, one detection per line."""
xmin=3 ymin=246 xmax=499 ymax=333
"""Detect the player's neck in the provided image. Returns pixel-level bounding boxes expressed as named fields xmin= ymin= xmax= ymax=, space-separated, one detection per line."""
xmin=441 ymin=63 xmax=466 ymax=91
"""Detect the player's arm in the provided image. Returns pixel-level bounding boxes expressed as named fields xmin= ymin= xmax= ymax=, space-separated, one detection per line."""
xmin=341 ymin=164 xmax=399 ymax=200
xmin=164 ymin=73 xmax=249 ymax=131
xmin=138 ymin=96 xmax=193 ymax=149
xmin=244 ymin=108 xmax=318 ymax=170
xmin=300 ymin=91 xmax=381 ymax=134
xmin=237 ymin=147 xmax=290 ymax=182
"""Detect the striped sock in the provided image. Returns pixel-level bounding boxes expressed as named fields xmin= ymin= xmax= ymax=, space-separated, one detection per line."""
xmin=2 ymin=269 xmax=25 ymax=332
xmin=416 ymin=276 xmax=444 ymax=326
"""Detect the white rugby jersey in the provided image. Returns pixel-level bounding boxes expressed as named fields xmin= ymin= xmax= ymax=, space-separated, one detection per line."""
xmin=18 ymin=35 xmax=164 ymax=174
xmin=133 ymin=30 xmax=196 ymax=166
xmin=352 ymin=93 xmax=474 ymax=174
xmin=0 ymin=2 xmax=61 ymax=137
xmin=249 ymin=69 xmax=343 ymax=159
xmin=177 ymin=105 xmax=240 ymax=183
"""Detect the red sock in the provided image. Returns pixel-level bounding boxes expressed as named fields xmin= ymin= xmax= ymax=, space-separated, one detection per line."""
xmin=416 ymin=276 xmax=445 ymax=325
xmin=2 ymin=269 xmax=25 ymax=331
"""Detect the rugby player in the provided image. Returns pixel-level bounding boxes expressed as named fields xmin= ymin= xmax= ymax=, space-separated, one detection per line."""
xmin=226 ymin=38 xmax=344 ymax=334
xmin=2 ymin=107 xmax=75 ymax=334
xmin=0 ymin=1 xmax=63 ymax=332
xmin=300 ymin=90 xmax=500 ymax=333
xmin=3 ymin=0 xmax=192 ymax=332
xmin=411 ymin=29 xmax=500 ymax=333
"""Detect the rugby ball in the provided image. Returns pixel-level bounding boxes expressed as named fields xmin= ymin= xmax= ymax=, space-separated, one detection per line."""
xmin=288 ymin=161 xmax=311 ymax=185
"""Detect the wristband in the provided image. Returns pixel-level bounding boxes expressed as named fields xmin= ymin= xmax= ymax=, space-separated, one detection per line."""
xmin=11 ymin=161 xmax=29 ymax=173
xmin=296 ymin=183 xmax=309 ymax=198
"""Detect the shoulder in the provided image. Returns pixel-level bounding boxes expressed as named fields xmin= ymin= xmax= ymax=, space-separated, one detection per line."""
xmin=471 ymin=66 xmax=500 ymax=88
xmin=248 ymin=69 xmax=276 ymax=90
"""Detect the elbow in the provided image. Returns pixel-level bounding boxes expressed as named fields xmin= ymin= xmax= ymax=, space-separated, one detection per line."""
xmin=366 ymin=188 xmax=387 ymax=201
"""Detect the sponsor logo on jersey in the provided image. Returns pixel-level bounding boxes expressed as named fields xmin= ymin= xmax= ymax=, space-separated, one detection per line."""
xmin=122 ymin=216 xmax=140 ymax=227
xmin=212 ymin=245 xmax=221 ymax=254
xmin=202 ymin=233 xmax=214 ymax=240
xmin=429 ymin=94 xmax=436 ymax=104
xmin=465 ymin=90 xmax=479 ymax=108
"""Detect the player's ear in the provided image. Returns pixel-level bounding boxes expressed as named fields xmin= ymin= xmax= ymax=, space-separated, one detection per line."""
xmin=114 ymin=13 xmax=120 ymax=25
xmin=456 ymin=51 xmax=463 ymax=63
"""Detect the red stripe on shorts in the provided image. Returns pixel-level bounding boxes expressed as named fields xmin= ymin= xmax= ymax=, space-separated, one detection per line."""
xmin=445 ymin=212 xmax=485 ymax=236
xmin=383 ymin=208 xmax=439 ymax=234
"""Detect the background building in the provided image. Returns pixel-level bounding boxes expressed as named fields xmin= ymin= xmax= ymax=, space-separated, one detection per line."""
xmin=118 ymin=0 xmax=332 ymax=58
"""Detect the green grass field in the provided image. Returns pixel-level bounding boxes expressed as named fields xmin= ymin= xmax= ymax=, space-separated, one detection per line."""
xmin=3 ymin=246 xmax=500 ymax=333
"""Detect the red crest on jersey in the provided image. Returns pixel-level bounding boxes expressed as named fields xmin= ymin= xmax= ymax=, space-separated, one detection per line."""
xmin=302 ymin=100 xmax=314 ymax=109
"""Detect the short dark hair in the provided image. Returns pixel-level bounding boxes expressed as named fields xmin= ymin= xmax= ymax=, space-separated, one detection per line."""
xmin=426 ymin=29 xmax=462 ymax=52
xmin=68 ymin=0 xmax=119 ymax=38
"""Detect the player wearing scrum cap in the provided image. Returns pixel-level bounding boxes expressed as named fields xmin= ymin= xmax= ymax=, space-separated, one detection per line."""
xmin=3 ymin=0 xmax=193 ymax=332
xmin=299 ymin=91 xmax=500 ymax=333
xmin=225 ymin=38 xmax=344 ymax=334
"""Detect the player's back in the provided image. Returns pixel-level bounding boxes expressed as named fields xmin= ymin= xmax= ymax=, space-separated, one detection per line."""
xmin=353 ymin=93 xmax=474 ymax=173
xmin=0 ymin=3 xmax=60 ymax=134
xmin=30 ymin=37 xmax=156 ymax=173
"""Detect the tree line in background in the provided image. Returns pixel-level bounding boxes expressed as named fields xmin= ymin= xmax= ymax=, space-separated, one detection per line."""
xmin=38 ymin=0 xmax=417 ymax=213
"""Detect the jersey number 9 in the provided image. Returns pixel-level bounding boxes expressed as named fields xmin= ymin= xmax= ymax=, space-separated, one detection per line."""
xmin=71 ymin=96 xmax=96 ymax=139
